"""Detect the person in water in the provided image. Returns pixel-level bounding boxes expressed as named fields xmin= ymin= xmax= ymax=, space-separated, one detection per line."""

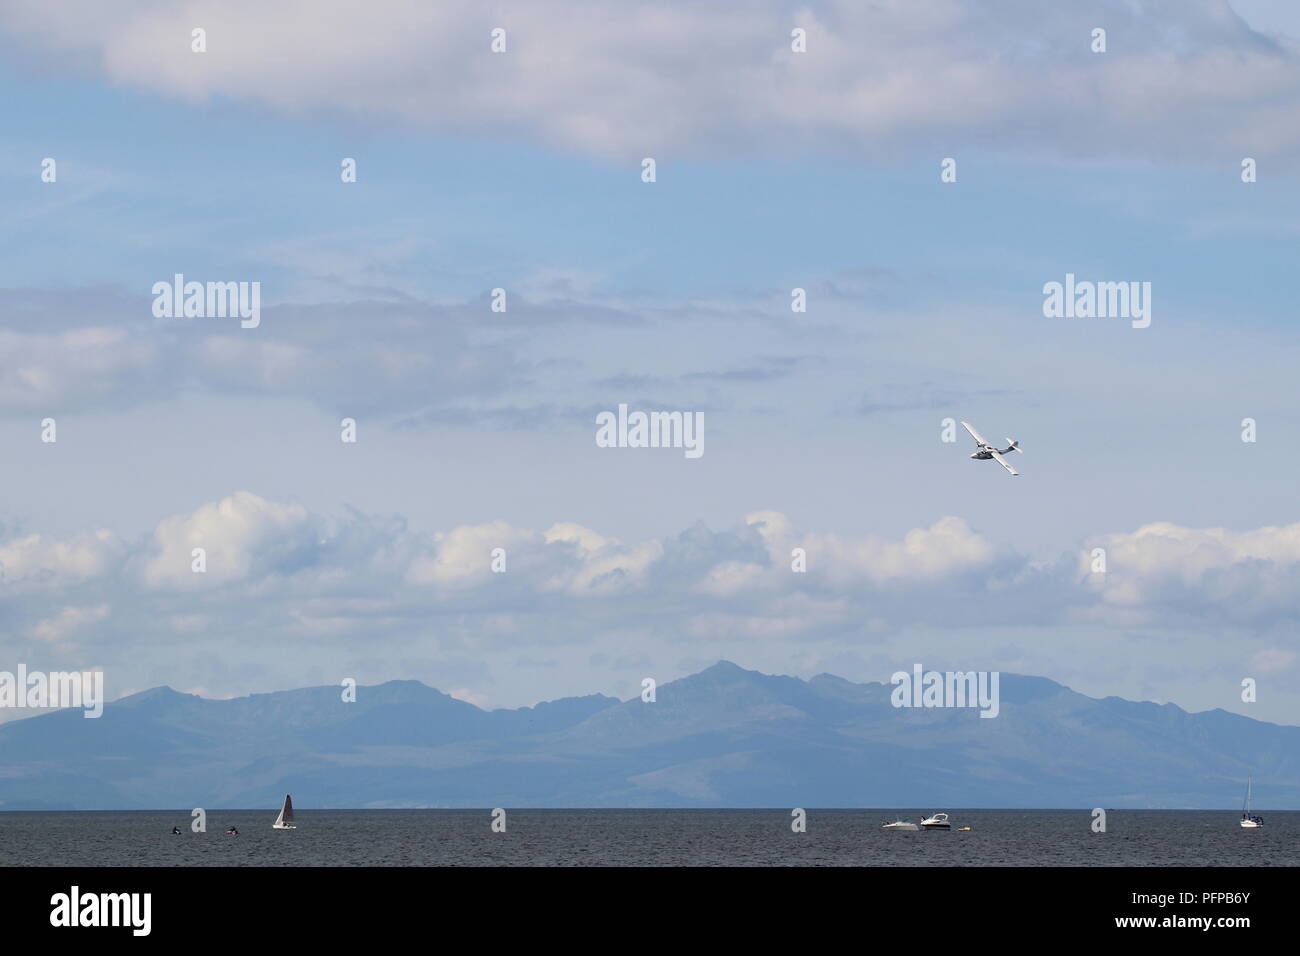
xmin=172 ymin=826 xmax=181 ymax=834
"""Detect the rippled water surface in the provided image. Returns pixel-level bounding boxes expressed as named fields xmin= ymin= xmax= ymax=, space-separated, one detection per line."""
xmin=4 ymin=809 xmax=1296 ymax=866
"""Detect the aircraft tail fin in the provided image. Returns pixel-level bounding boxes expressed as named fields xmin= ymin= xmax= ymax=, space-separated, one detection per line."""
xmin=1004 ymin=439 xmax=1022 ymax=454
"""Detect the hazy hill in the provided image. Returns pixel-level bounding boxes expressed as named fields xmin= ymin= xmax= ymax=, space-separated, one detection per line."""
xmin=0 ymin=661 xmax=1294 ymax=809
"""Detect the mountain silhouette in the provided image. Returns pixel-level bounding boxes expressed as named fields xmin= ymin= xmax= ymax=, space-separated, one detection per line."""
xmin=0 ymin=662 xmax=1295 ymax=809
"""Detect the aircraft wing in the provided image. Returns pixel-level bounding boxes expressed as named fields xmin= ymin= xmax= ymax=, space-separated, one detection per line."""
xmin=990 ymin=450 xmax=1020 ymax=476
xmin=960 ymin=421 xmax=989 ymax=446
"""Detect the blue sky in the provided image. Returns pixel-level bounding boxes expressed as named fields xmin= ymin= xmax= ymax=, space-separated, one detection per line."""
xmin=2 ymin=0 xmax=1300 ymax=725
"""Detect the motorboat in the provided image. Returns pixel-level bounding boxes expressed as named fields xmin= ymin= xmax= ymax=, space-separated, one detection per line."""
xmin=881 ymin=820 xmax=919 ymax=831
xmin=920 ymin=812 xmax=952 ymax=829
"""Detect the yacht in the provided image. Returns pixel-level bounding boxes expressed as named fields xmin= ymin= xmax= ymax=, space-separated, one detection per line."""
xmin=881 ymin=819 xmax=919 ymax=831
xmin=272 ymin=793 xmax=297 ymax=830
xmin=920 ymin=812 xmax=952 ymax=830
xmin=1240 ymin=779 xmax=1263 ymax=828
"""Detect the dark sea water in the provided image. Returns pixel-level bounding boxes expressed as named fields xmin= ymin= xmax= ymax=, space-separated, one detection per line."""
xmin=4 ymin=809 xmax=1297 ymax=866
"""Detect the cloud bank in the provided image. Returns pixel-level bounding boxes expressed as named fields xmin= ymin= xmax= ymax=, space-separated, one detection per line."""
xmin=7 ymin=491 xmax=1300 ymax=656
xmin=4 ymin=0 xmax=1299 ymax=162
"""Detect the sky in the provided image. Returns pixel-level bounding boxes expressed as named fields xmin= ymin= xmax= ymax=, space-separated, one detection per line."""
xmin=2 ymin=0 xmax=1300 ymax=723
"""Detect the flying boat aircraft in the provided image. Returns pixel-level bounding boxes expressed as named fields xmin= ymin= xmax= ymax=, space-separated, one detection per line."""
xmin=960 ymin=421 xmax=1022 ymax=476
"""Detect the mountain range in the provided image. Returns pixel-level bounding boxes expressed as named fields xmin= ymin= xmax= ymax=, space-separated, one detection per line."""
xmin=1 ymin=661 xmax=1296 ymax=809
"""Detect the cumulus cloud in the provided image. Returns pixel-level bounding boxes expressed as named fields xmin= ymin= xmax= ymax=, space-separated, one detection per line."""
xmin=407 ymin=520 xmax=538 ymax=589
xmin=137 ymin=491 xmax=322 ymax=589
xmin=747 ymin=510 xmax=997 ymax=584
xmin=2 ymin=0 xmax=1297 ymax=163
xmin=696 ymin=560 xmax=766 ymax=597
xmin=0 ymin=529 xmax=123 ymax=589
xmin=1 ymin=492 xmax=1011 ymax=634
xmin=1082 ymin=520 xmax=1300 ymax=622
xmin=10 ymin=490 xmax=1300 ymax=643
xmin=405 ymin=518 xmax=670 ymax=597
xmin=4 ymin=491 xmax=1300 ymax=712
xmin=11 ymin=489 xmax=1300 ymax=650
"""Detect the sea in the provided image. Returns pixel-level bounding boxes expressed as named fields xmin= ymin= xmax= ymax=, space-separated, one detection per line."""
xmin=5 ymin=809 xmax=1298 ymax=866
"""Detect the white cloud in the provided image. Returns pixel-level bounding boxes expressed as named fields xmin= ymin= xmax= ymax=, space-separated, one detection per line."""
xmin=5 ymin=492 xmax=1300 ymax=717
xmin=0 ymin=529 xmax=122 ymax=588
xmin=748 ymin=510 xmax=995 ymax=584
xmin=138 ymin=491 xmax=320 ymax=589
xmin=0 ymin=326 xmax=155 ymax=409
xmin=32 ymin=603 xmax=111 ymax=643
xmin=565 ymin=538 xmax=664 ymax=594
xmin=544 ymin=523 xmax=612 ymax=553
xmin=0 ymin=289 xmax=530 ymax=419
xmin=1083 ymin=520 xmax=1300 ymax=619
xmin=9 ymin=492 xmax=1300 ymax=642
xmin=407 ymin=520 xmax=538 ymax=588
xmin=2 ymin=1 xmax=1298 ymax=162
xmin=697 ymin=560 xmax=766 ymax=597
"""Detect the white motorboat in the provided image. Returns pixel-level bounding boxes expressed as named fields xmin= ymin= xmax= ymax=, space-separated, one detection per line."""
xmin=882 ymin=820 xmax=919 ymax=831
xmin=272 ymin=793 xmax=297 ymax=829
xmin=1240 ymin=778 xmax=1263 ymax=828
xmin=920 ymin=812 xmax=952 ymax=830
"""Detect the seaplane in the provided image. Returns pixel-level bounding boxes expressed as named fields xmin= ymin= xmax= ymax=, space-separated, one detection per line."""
xmin=960 ymin=421 xmax=1022 ymax=476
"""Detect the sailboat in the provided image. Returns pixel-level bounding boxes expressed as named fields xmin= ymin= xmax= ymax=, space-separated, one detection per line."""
xmin=272 ymin=793 xmax=297 ymax=830
xmin=1240 ymin=778 xmax=1263 ymax=828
